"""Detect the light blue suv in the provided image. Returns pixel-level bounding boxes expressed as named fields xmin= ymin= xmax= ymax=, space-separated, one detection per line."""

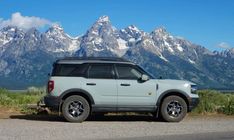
xmin=44 ymin=57 xmax=199 ymax=122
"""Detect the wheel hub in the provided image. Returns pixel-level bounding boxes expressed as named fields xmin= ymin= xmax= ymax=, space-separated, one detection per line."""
xmin=167 ymin=100 xmax=183 ymax=118
xmin=68 ymin=101 xmax=84 ymax=118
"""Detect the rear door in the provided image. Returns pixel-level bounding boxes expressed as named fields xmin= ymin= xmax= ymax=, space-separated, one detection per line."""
xmin=82 ymin=63 xmax=117 ymax=110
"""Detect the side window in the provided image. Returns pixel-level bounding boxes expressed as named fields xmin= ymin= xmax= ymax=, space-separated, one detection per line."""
xmin=116 ymin=65 xmax=142 ymax=80
xmin=88 ymin=64 xmax=114 ymax=79
xmin=52 ymin=64 xmax=88 ymax=77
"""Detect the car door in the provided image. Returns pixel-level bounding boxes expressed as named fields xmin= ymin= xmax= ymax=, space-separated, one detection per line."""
xmin=115 ymin=64 xmax=156 ymax=110
xmin=81 ymin=63 xmax=117 ymax=110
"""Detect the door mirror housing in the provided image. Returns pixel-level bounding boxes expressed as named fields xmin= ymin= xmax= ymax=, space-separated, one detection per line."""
xmin=140 ymin=74 xmax=149 ymax=81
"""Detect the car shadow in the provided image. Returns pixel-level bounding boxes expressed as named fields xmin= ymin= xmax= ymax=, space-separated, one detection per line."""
xmin=10 ymin=113 xmax=163 ymax=122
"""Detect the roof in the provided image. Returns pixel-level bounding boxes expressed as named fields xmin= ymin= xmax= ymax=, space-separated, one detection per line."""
xmin=55 ymin=57 xmax=135 ymax=65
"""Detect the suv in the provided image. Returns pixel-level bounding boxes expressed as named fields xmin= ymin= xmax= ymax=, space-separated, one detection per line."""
xmin=44 ymin=57 xmax=199 ymax=122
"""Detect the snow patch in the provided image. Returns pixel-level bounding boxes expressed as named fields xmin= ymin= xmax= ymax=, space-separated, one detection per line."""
xmin=128 ymin=25 xmax=140 ymax=32
xmin=176 ymin=44 xmax=183 ymax=52
xmin=129 ymin=38 xmax=135 ymax=42
xmin=164 ymin=41 xmax=170 ymax=47
xmin=98 ymin=16 xmax=109 ymax=22
xmin=168 ymin=47 xmax=174 ymax=53
xmin=143 ymin=39 xmax=154 ymax=46
xmin=54 ymin=48 xmax=65 ymax=52
xmin=159 ymin=55 xmax=169 ymax=62
xmin=68 ymin=39 xmax=79 ymax=52
xmin=94 ymin=38 xmax=102 ymax=44
xmin=188 ymin=59 xmax=195 ymax=64
xmin=94 ymin=48 xmax=104 ymax=52
xmin=117 ymin=38 xmax=128 ymax=50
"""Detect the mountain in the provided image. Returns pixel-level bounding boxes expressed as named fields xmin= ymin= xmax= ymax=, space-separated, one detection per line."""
xmin=0 ymin=16 xmax=233 ymax=89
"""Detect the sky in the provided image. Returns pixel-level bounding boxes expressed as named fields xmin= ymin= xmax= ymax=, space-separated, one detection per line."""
xmin=0 ymin=0 xmax=233 ymax=51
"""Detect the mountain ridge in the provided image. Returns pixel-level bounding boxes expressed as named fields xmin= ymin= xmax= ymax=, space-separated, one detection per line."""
xmin=0 ymin=16 xmax=233 ymax=89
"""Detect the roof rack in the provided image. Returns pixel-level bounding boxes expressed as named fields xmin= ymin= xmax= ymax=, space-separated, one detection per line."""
xmin=59 ymin=57 xmax=130 ymax=62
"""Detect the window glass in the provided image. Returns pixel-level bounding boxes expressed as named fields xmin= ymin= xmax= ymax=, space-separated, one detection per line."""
xmin=52 ymin=64 xmax=88 ymax=77
xmin=116 ymin=65 xmax=142 ymax=79
xmin=88 ymin=64 xmax=113 ymax=79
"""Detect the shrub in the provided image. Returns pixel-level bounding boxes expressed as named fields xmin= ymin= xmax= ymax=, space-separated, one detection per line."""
xmin=0 ymin=88 xmax=44 ymax=112
xmin=192 ymin=90 xmax=234 ymax=115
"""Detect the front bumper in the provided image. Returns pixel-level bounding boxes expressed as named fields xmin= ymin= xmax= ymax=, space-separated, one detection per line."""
xmin=44 ymin=95 xmax=60 ymax=110
xmin=188 ymin=97 xmax=199 ymax=112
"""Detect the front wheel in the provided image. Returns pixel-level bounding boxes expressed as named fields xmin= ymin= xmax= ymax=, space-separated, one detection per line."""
xmin=62 ymin=95 xmax=90 ymax=122
xmin=160 ymin=96 xmax=187 ymax=122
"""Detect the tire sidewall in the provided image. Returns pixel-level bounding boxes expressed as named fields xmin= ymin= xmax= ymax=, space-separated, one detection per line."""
xmin=160 ymin=96 xmax=187 ymax=122
xmin=62 ymin=95 xmax=90 ymax=122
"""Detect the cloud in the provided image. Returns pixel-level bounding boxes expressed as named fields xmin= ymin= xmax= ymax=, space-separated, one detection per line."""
xmin=0 ymin=12 xmax=52 ymax=30
xmin=217 ymin=42 xmax=231 ymax=49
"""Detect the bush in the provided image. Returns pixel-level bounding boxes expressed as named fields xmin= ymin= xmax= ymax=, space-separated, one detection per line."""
xmin=0 ymin=88 xmax=44 ymax=112
xmin=192 ymin=90 xmax=234 ymax=115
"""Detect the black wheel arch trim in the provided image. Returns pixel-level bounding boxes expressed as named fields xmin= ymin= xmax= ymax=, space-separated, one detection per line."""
xmin=59 ymin=88 xmax=95 ymax=105
xmin=156 ymin=89 xmax=190 ymax=107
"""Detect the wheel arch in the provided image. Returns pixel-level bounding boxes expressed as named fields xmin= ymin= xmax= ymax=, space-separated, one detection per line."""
xmin=156 ymin=89 xmax=190 ymax=110
xmin=59 ymin=88 xmax=95 ymax=106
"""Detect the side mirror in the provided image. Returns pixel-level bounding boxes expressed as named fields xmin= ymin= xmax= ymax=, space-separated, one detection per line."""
xmin=141 ymin=74 xmax=149 ymax=81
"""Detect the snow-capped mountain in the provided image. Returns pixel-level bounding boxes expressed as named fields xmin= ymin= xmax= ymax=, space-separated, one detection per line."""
xmin=42 ymin=24 xmax=80 ymax=53
xmin=0 ymin=16 xmax=233 ymax=89
xmin=76 ymin=16 xmax=129 ymax=57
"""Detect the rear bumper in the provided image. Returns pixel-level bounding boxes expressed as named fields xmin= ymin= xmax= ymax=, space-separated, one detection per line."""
xmin=188 ymin=97 xmax=199 ymax=112
xmin=44 ymin=95 xmax=60 ymax=110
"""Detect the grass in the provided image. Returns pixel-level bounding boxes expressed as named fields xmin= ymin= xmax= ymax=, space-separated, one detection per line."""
xmin=192 ymin=90 xmax=234 ymax=115
xmin=0 ymin=88 xmax=44 ymax=114
xmin=0 ymin=88 xmax=233 ymax=115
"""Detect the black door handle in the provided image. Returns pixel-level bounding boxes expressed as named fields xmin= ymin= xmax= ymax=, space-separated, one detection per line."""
xmin=86 ymin=83 xmax=96 ymax=86
xmin=120 ymin=83 xmax=130 ymax=86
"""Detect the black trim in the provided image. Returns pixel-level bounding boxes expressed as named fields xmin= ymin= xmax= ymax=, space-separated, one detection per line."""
xmin=59 ymin=88 xmax=95 ymax=104
xmin=156 ymin=89 xmax=190 ymax=107
xmin=44 ymin=95 xmax=60 ymax=110
xmin=92 ymin=105 xmax=117 ymax=112
xmin=117 ymin=105 xmax=156 ymax=112
xmin=188 ymin=97 xmax=199 ymax=112
xmin=92 ymin=105 xmax=156 ymax=112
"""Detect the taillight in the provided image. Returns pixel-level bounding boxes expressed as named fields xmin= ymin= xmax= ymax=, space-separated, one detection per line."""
xmin=47 ymin=80 xmax=54 ymax=93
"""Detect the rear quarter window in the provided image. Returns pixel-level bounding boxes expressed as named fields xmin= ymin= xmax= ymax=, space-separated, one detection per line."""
xmin=52 ymin=64 xmax=88 ymax=77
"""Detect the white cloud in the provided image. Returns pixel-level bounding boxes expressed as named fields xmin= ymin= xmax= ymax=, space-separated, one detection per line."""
xmin=217 ymin=42 xmax=231 ymax=49
xmin=0 ymin=12 xmax=52 ymax=30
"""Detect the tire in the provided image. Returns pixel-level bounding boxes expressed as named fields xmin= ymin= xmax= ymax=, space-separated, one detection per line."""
xmin=160 ymin=96 xmax=187 ymax=122
xmin=62 ymin=95 xmax=90 ymax=122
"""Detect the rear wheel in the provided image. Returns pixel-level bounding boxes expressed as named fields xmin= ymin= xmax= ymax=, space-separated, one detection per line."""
xmin=160 ymin=96 xmax=187 ymax=122
xmin=62 ymin=95 xmax=90 ymax=122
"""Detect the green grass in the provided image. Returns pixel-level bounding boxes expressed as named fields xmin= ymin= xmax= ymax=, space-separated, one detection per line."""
xmin=192 ymin=90 xmax=234 ymax=115
xmin=0 ymin=88 xmax=44 ymax=113
xmin=0 ymin=88 xmax=234 ymax=115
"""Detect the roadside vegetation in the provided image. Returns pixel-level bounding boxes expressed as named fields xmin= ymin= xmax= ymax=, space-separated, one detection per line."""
xmin=0 ymin=88 xmax=45 ymax=114
xmin=192 ymin=90 xmax=234 ymax=115
xmin=0 ymin=88 xmax=233 ymax=115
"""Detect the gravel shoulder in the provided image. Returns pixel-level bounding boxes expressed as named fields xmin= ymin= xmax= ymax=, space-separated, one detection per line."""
xmin=0 ymin=114 xmax=234 ymax=140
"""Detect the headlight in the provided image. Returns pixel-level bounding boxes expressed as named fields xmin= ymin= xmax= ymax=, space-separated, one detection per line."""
xmin=191 ymin=85 xmax=197 ymax=94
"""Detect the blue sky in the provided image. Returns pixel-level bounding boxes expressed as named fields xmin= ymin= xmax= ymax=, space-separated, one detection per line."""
xmin=0 ymin=0 xmax=233 ymax=51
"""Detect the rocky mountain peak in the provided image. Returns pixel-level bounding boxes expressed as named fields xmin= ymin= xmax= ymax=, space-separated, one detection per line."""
xmin=97 ymin=15 xmax=110 ymax=23
xmin=0 ymin=26 xmax=25 ymax=47
xmin=152 ymin=27 xmax=170 ymax=38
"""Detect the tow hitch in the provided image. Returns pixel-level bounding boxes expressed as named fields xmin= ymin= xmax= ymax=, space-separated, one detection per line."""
xmin=27 ymin=97 xmax=51 ymax=114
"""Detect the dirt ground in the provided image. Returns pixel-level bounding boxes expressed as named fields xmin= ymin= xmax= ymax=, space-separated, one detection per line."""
xmin=0 ymin=107 xmax=22 ymax=119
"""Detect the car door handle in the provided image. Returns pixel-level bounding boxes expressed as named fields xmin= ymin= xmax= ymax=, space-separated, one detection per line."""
xmin=120 ymin=83 xmax=130 ymax=86
xmin=86 ymin=83 xmax=96 ymax=86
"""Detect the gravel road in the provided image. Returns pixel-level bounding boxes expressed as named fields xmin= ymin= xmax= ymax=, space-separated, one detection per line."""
xmin=0 ymin=115 xmax=234 ymax=140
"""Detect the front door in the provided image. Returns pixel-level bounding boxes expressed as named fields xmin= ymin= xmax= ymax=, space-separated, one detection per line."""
xmin=115 ymin=64 xmax=156 ymax=110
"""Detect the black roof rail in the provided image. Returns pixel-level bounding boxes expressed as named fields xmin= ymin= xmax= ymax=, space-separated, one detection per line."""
xmin=59 ymin=57 xmax=130 ymax=62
